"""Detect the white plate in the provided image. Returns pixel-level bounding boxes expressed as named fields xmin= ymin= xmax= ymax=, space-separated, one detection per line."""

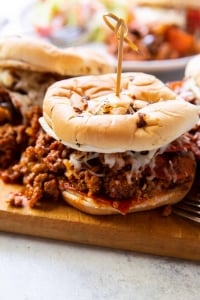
xmin=86 ymin=43 xmax=195 ymax=75
xmin=14 ymin=1 xmax=196 ymax=75
xmin=10 ymin=2 xmax=197 ymax=79
xmin=121 ymin=56 xmax=194 ymax=73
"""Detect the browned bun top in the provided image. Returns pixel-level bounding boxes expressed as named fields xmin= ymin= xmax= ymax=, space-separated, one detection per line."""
xmin=41 ymin=72 xmax=199 ymax=153
xmin=185 ymin=55 xmax=200 ymax=86
xmin=0 ymin=35 xmax=114 ymax=75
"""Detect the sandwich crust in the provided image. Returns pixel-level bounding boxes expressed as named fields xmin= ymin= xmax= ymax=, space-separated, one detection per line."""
xmin=0 ymin=35 xmax=114 ymax=75
xmin=61 ymin=176 xmax=195 ymax=215
xmin=42 ymin=72 xmax=199 ymax=153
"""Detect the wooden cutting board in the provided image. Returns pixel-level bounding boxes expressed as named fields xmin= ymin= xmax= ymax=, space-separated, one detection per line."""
xmin=0 ymin=180 xmax=199 ymax=261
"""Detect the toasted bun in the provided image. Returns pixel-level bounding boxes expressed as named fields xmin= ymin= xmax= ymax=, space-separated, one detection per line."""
xmin=0 ymin=35 xmax=114 ymax=75
xmin=62 ymin=175 xmax=195 ymax=215
xmin=185 ymin=55 xmax=200 ymax=86
xmin=41 ymin=72 xmax=199 ymax=153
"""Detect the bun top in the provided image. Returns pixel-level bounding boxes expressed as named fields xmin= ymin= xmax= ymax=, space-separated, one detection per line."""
xmin=0 ymin=35 xmax=114 ymax=75
xmin=185 ymin=55 xmax=200 ymax=86
xmin=41 ymin=72 xmax=199 ymax=153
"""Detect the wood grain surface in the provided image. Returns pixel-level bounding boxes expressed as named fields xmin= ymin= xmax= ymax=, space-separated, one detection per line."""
xmin=0 ymin=180 xmax=199 ymax=261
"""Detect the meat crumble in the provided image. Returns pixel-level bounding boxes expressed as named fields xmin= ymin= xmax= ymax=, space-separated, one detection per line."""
xmin=0 ymin=103 xmax=42 ymax=170
xmin=1 ymin=132 xmax=68 ymax=206
xmin=1 ymin=131 xmax=196 ymax=209
xmin=0 ymin=71 xmax=199 ymax=210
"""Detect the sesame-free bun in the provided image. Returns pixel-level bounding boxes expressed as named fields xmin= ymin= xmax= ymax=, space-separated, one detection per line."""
xmin=185 ymin=55 xmax=200 ymax=86
xmin=61 ymin=172 xmax=195 ymax=215
xmin=41 ymin=72 xmax=199 ymax=153
xmin=0 ymin=35 xmax=114 ymax=75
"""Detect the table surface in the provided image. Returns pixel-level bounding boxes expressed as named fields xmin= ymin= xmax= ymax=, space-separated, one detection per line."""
xmin=0 ymin=232 xmax=200 ymax=300
xmin=0 ymin=1 xmax=200 ymax=299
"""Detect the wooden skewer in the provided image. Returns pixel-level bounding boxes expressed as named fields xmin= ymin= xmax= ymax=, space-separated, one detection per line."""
xmin=115 ymin=19 xmax=127 ymax=96
xmin=103 ymin=13 xmax=138 ymax=96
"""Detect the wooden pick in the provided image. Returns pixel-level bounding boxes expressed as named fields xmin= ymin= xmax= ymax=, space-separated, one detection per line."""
xmin=115 ymin=19 xmax=127 ymax=96
xmin=103 ymin=13 xmax=138 ymax=97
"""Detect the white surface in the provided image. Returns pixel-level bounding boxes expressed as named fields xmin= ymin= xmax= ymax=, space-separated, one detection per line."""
xmin=81 ymin=42 xmax=192 ymax=74
xmin=0 ymin=232 xmax=200 ymax=300
xmin=121 ymin=56 xmax=193 ymax=73
xmin=0 ymin=2 xmax=200 ymax=299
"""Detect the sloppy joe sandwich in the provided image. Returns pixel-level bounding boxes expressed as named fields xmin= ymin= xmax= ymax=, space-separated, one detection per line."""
xmin=167 ymin=55 xmax=200 ymax=161
xmin=0 ymin=35 xmax=113 ymax=115
xmin=38 ymin=72 xmax=198 ymax=215
xmin=167 ymin=55 xmax=200 ymax=201
xmin=166 ymin=55 xmax=200 ymax=111
xmin=182 ymin=54 xmax=200 ymax=105
xmin=0 ymin=35 xmax=113 ymax=170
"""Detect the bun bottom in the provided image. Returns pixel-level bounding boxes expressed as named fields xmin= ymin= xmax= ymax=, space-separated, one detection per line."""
xmin=62 ymin=182 xmax=194 ymax=215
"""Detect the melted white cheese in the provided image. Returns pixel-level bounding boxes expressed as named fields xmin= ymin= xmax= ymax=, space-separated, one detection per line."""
xmin=103 ymin=153 xmax=125 ymax=169
xmin=65 ymin=147 xmax=166 ymax=184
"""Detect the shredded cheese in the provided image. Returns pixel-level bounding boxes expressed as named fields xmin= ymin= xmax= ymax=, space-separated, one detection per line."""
xmin=63 ymin=146 xmax=169 ymax=183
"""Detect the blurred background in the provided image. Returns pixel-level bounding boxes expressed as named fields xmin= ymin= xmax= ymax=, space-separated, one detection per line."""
xmin=0 ymin=0 xmax=200 ymax=81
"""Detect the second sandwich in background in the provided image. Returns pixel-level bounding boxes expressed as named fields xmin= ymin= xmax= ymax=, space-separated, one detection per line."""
xmin=0 ymin=35 xmax=113 ymax=170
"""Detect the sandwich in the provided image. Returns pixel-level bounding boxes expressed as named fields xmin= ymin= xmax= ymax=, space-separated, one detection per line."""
xmin=167 ymin=55 xmax=200 ymax=159
xmin=0 ymin=35 xmax=113 ymax=169
xmin=167 ymin=54 xmax=200 ymax=201
xmin=181 ymin=54 xmax=200 ymax=106
xmin=0 ymin=35 xmax=113 ymax=116
xmin=106 ymin=1 xmax=200 ymax=61
xmin=35 ymin=72 xmax=198 ymax=215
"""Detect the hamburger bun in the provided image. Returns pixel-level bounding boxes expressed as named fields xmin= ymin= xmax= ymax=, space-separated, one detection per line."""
xmin=41 ymin=72 xmax=198 ymax=153
xmin=0 ymin=35 xmax=114 ymax=117
xmin=0 ymin=35 xmax=114 ymax=75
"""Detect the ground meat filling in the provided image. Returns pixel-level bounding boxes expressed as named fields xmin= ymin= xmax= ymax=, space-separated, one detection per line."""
xmin=2 ymin=131 xmax=195 ymax=208
xmin=0 ymin=69 xmax=70 ymax=207
xmin=0 ymin=105 xmax=42 ymax=170
xmin=0 ymin=68 xmax=69 ymax=172
xmin=0 ymin=81 xmax=44 ymax=170
xmin=62 ymin=148 xmax=195 ymax=201
xmin=0 ymin=123 xmax=26 ymax=169
xmin=2 ymin=132 xmax=70 ymax=207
